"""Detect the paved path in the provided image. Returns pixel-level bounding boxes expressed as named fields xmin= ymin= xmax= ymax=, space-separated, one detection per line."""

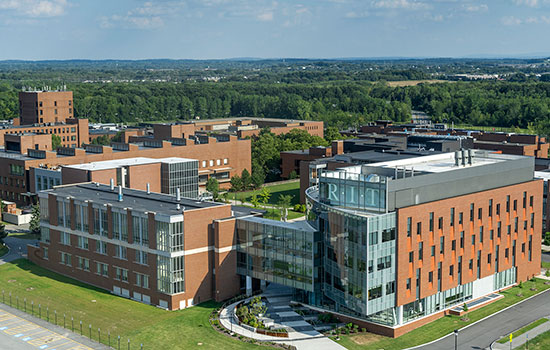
xmin=415 ymin=288 xmax=550 ymax=350
xmin=0 ymin=224 xmax=37 ymax=265
xmin=492 ymin=316 xmax=550 ymax=350
xmin=0 ymin=303 xmax=108 ymax=350
xmin=542 ymin=251 xmax=550 ymax=264
xmin=219 ymin=297 xmax=345 ymax=350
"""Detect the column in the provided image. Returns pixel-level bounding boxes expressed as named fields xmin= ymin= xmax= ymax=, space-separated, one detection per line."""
xmin=396 ymin=305 xmax=403 ymax=326
xmin=246 ymin=276 xmax=252 ymax=296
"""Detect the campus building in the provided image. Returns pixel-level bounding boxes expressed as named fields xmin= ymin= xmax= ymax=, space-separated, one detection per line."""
xmin=29 ymin=151 xmax=542 ymax=337
xmin=28 ymin=183 xmax=261 ymax=310
xmin=0 ymin=131 xmax=250 ymax=205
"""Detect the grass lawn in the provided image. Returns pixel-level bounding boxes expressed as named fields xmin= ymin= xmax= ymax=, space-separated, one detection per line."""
xmin=0 ymin=243 xmax=8 ymax=258
xmin=497 ymin=318 xmax=549 ymax=344
xmin=336 ymin=278 xmax=550 ymax=350
xmin=8 ymin=232 xmax=39 ymax=240
xmin=0 ymin=259 xmax=258 ymax=350
xmin=517 ymin=329 xmax=550 ymax=349
xmin=542 ymin=261 xmax=550 ymax=270
xmin=234 ymin=181 xmax=300 ymax=207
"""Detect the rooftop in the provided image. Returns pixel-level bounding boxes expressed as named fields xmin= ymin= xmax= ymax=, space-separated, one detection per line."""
xmin=64 ymin=157 xmax=197 ymax=171
xmin=40 ymin=183 xmax=224 ymax=215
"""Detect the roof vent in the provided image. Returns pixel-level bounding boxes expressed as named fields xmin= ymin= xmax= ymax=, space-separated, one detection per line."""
xmin=147 ymin=183 xmax=150 ymax=194
xmin=118 ymin=185 xmax=123 ymax=202
xmin=110 ymin=178 xmax=114 ymax=191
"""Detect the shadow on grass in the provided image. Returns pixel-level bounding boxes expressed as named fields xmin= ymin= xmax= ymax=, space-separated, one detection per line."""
xmin=6 ymin=259 xmax=114 ymax=297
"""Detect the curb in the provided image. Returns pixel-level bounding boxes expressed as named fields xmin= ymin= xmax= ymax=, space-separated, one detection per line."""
xmin=404 ymin=287 xmax=550 ymax=350
xmin=0 ymin=243 xmax=11 ymax=262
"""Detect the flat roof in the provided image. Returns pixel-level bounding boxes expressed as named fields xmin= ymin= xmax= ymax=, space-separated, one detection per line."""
xmin=64 ymin=157 xmax=197 ymax=171
xmin=535 ymin=171 xmax=550 ymax=181
xmin=41 ymin=183 xmax=224 ymax=215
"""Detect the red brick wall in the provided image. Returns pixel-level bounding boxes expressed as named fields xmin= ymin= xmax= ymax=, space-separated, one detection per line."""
xmin=396 ymin=180 xmax=543 ymax=307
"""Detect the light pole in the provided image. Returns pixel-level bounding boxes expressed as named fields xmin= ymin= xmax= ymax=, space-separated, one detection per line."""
xmin=454 ymin=329 xmax=458 ymax=350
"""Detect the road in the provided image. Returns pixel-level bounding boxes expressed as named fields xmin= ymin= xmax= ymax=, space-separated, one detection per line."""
xmin=419 ymin=289 xmax=550 ymax=350
xmin=0 ymin=224 xmax=37 ymax=266
xmin=543 ymin=251 xmax=550 ymax=263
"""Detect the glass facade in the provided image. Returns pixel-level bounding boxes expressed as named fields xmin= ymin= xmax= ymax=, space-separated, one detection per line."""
xmin=236 ymin=217 xmax=317 ymax=293
xmin=161 ymin=160 xmax=199 ymax=199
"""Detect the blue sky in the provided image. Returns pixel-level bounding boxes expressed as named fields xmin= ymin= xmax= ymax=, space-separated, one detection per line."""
xmin=0 ymin=0 xmax=549 ymax=59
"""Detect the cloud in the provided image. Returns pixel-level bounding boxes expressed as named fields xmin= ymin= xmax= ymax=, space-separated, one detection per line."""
xmin=513 ymin=0 xmax=539 ymax=7
xmin=501 ymin=16 xmax=522 ymax=25
xmin=464 ymin=4 xmax=488 ymax=12
xmin=344 ymin=11 xmax=370 ymax=18
xmin=372 ymin=0 xmax=428 ymax=10
xmin=256 ymin=11 xmax=274 ymax=21
xmin=0 ymin=0 xmax=68 ymax=17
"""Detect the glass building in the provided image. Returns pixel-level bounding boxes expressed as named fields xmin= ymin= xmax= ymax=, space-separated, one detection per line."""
xmin=160 ymin=158 xmax=199 ymax=199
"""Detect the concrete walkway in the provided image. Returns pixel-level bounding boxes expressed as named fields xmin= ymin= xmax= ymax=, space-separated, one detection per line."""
xmin=492 ymin=316 xmax=550 ymax=350
xmin=219 ymin=292 xmax=345 ymax=350
xmin=0 ymin=224 xmax=37 ymax=265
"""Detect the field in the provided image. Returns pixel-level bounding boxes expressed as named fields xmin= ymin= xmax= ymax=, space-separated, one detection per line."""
xmin=386 ymin=80 xmax=450 ymax=87
xmin=497 ymin=318 xmax=549 ymax=344
xmin=517 ymin=328 xmax=550 ymax=349
xmin=0 ymin=259 xmax=259 ymax=350
xmin=336 ymin=278 xmax=550 ymax=350
xmin=234 ymin=181 xmax=300 ymax=207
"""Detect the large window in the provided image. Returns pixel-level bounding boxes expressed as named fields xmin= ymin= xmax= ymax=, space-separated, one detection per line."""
xmin=132 ymin=215 xmax=149 ymax=246
xmin=156 ymin=221 xmax=184 ymax=252
xmin=113 ymin=211 xmax=128 ymax=242
xmin=157 ymin=256 xmax=185 ymax=294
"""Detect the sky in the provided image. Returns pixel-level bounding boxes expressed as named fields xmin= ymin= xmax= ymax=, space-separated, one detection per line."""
xmin=0 ymin=0 xmax=550 ymax=60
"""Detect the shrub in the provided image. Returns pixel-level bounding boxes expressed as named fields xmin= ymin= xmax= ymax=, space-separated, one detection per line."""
xmin=361 ymin=328 xmax=366 ymax=333
xmin=463 ymin=303 xmax=468 ymax=312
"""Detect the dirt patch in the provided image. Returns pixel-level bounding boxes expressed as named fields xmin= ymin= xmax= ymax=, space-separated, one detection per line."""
xmin=350 ymin=332 xmax=386 ymax=345
xmin=387 ymin=80 xmax=451 ymax=87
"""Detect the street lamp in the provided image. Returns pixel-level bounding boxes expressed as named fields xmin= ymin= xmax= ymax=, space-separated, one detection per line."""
xmin=454 ymin=329 xmax=458 ymax=350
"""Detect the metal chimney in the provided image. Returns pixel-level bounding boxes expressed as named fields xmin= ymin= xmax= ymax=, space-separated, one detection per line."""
xmin=146 ymin=183 xmax=150 ymax=194
xmin=110 ymin=178 xmax=114 ymax=191
xmin=176 ymin=188 xmax=181 ymax=201
xmin=118 ymin=185 xmax=123 ymax=202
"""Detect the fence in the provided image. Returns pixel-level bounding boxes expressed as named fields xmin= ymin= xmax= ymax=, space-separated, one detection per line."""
xmin=1 ymin=290 xmax=144 ymax=350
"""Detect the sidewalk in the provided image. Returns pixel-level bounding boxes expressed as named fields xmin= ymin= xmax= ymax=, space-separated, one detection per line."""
xmin=492 ymin=317 xmax=550 ymax=350
xmin=219 ymin=298 xmax=345 ymax=350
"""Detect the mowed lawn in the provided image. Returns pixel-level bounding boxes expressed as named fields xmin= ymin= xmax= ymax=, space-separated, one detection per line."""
xmin=234 ymin=181 xmax=300 ymax=206
xmin=336 ymin=278 xmax=550 ymax=350
xmin=0 ymin=259 xmax=258 ymax=350
xmin=519 ymin=328 xmax=550 ymax=349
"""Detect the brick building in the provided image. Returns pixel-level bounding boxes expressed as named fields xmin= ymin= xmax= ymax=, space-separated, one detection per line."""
xmin=29 ymin=183 xmax=261 ymax=310
xmin=1 ymin=133 xmax=250 ymax=205
xmin=153 ymin=117 xmax=324 ymax=140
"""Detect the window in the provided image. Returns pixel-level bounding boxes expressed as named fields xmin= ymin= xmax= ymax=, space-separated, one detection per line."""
xmin=488 ymin=253 xmax=492 ymax=264
xmin=459 ymin=212 xmax=463 ymax=225
xmin=523 ymin=192 xmax=527 ymax=208
xmin=60 ymin=232 xmax=71 ymax=246
xmin=478 ymin=207 xmax=482 ymax=220
xmin=386 ymin=281 xmax=395 ymax=295
xmin=368 ymin=285 xmax=383 ymax=300
xmin=41 ymin=227 xmax=50 ymax=243
xmin=418 ymin=242 xmax=423 ymax=261
xmin=135 ymin=250 xmax=148 ymax=265
xmin=132 ymin=215 xmax=149 ymax=246
xmin=470 ymin=203 xmax=474 ymax=222
xmin=114 ymin=245 xmax=127 ymax=260
xmin=479 ymin=227 xmax=484 ymax=243
xmin=428 ymin=271 xmax=433 ymax=283
xmin=429 ymin=212 xmax=434 ymax=232
xmin=514 ymin=217 xmax=518 ymax=233
xmin=113 ymin=211 xmax=128 ymax=242
xmin=201 ymin=160 xmax=206 ymax=168
xmin=489 ymin=199 xmax=493 ymax=217
xmin=431 ymin=245 xmax=435 ymax=257
xmin=96 ymin=262 xmax=108 ymax=277
xmin=77 ymin=236 xmax=88 ymax=250
xmin=452 ymin=240 xmax=456 ymax=251
xmin=506 ymin=195 xmax=510 ymax=212
xmin=471 ymin=235 xmax=476 ymax=245
xmin=377 ymin=256 xmax=391 ymax=270
xmin=522 ymin=243 xmax=526 ymax=253
xmin=440 ymin=236 xmax=444 ymax=254
xmin=460 ymin=231 xmax=464 ymax=248
xmin=223 ymin=158 xmax=228 ymax=165
xmin=531 ymin=213 xmax=535 ymax=228
xmin=77 ymin=257 xmax=90 ymax=271
xmin=498 ymin=222 xmax=502 ymax=238
xmin=490 ymin=229 xmax=494 ymax=241
xmin=135 ymin=273 xmax=149 ymax=289
xmin=216 ymin=159 xmax=221 ymax=166
xmin=450 ymin=265 xmax=454 ymax=277
xmin=530 ymin=195 xmax=534 ymax=208
xmin=409 ymin=251 xmax=414 ymax=263
xmin=407 ymin=217 xmax=412 ymax=237
xmin=469 ymin=259 xmax=473 ymax=270
xmin=406 ymin=278 xmax=411 ymax=290
xmin=438 ymin=217 xmax=443 ymax=230
xmin=496 ymin=203 xmax=501 ymax=216
xmin=450 ymin=208 xmax=455 ymax=226
xmin=115 ymin=267 xmax=128 ymax=282
xmin=505 ymin=248 xmax=509 ymax=259
xmin=513 ymin=200 xmax=517 ymax=212
xmin=60 ymin=252 xmax=72 ymax=266
xmin=96 ymin=240 xmax=107 ymax=255
xmin=417 ymin=222 xmax=422 ymax=236
xmin=43 ymin=247 xmax=48 ymax=260
xmin=209 ymin=160 xmax=214 ymax=166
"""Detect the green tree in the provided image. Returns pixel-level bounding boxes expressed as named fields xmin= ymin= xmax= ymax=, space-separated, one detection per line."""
xmin=29 ymin=203 xmax=41 ymax=236
xmin=277 ymin=194 xmax=293 ymax=222
xmin=288 ymin=170 xmax=298 ymax=180
xmin=0 ymin=223 xmax=6 ymax=244
xmin=51 ymin=134 xmax=62 ymax=150
xmin=241 ymin=169 xmax=252 ymax=190
xmin=324 ymin=126 xmax=343 ymax=142
xmin=206 ymin=178 xmax=219 ymax=200
xmin=259 ymin=187 xmax=271 ymax=208
xmin=230 ymin=175 xmax=243 ymax=192
xmin=250 ymin=194 xmax=260 ymax=208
